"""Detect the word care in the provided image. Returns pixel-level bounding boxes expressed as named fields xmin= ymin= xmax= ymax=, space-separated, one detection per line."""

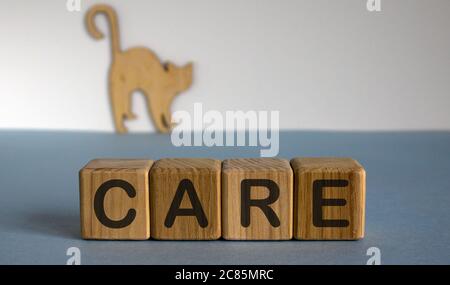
xmin=79 ymin=157 xmax=365 ymax=240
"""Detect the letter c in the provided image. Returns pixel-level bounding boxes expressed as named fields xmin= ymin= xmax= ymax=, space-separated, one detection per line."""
xmin=94 ymin=179 xmax=137 ymax=228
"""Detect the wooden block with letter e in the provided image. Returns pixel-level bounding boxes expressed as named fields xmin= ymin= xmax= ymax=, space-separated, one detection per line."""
xmin=222 ymin=158 xmax=293 ymax=240
xmin=290 ymin=157 xmax=366 ymax=240
xmin=150 ymin=158 xmax=221 ymax=240
xmin=79 ymin=159 xmax=153 ymax=240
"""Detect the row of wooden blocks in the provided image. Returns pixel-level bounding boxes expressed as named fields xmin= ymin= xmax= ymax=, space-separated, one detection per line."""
xmin=79 ymin=158 xmax=365 ymax=240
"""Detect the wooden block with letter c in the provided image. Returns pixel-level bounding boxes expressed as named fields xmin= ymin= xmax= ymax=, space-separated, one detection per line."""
xmin=290 ymin=157 xmax=366 ymax=240
xmin=79 ymin=159 xmax=153 ymax=240
xmin=150 ymin=158 xmax=221 ymax=240
xmin=222 ymin=158 xmax=293 ymax=240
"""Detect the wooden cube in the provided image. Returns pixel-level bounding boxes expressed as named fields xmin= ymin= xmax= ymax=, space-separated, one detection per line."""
xmin=222 ymin=158 xmax=293 ymax=240
xmin=291 ymin=157 xmax=366 ymax=240
xmin=79 ymin=159 xmax=153 ymax=240
xmin=150 ymin=158 xmax=221 ymax=240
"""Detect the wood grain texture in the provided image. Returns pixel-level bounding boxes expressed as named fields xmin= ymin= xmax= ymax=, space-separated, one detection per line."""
xmin=86 ymin=5 xmax=193 ymax=134
xmin=150 ymin=158 xmax=221 ymax=240
xmin=79 ymin=159 xmax=153 ymax=240
xmin=290 ymin=157 xmax=365 ymax=240
xmin=222 ymin=158 xmax=293 ymax=240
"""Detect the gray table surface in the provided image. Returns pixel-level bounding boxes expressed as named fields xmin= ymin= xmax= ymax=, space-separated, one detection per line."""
xmin=1 ymin=130 xmax=449 ymax=265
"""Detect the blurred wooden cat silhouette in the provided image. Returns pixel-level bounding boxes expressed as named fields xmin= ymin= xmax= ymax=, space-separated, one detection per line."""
xmin=86 ymin=4 xmax=193 ymax=133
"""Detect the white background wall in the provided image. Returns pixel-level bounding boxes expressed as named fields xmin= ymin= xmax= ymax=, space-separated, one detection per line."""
xmin=0 ymin=0 xmax=449 ymax=132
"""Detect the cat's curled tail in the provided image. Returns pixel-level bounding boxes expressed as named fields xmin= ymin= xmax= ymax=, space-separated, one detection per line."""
xmin=86 ymin=4 xmax=121 ymax=57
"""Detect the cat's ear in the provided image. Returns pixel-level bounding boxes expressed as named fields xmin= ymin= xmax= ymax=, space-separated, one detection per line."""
xmin=184 ymin=62 xmax=193 ymax=74
xmin=183 ymin=62 xmax=193 ymax=82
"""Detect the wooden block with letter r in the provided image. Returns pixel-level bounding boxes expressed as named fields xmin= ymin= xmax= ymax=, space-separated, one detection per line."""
xmin=79 ymin=159 xmax=153 ymax=240
xmin=222 ymin=158 xmax=293 ymax=240
xmin=150 ymin=158 xmax=221 ymax=240
xmin=290 ymin=157 xmax=366 ymax=240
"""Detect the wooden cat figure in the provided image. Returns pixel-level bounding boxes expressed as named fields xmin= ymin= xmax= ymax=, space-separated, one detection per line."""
xmin=86 ymin=5 xmax=193 ymax=133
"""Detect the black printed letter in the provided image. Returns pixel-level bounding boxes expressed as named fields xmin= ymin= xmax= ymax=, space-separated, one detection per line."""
xmin=313 ymin=179 xmax=350 ymax=227
xmin=241 ymin=179 xmax=281 ymax=227
xmin=164 ymin=179 xmax=208 ymax=228
xmin=94 ymin=179 xmax=137 ymax=228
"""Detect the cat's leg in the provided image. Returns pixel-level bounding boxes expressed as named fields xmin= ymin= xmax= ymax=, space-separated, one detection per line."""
xmin=110 ymin=79 xmax=128 ymax=134
xmin=112 ymin=106 xmax=127 ymax=133
xmin=125 ymin=111 xmax=137 ymax=120
xmin=143 ymin=87 xmax=171 ymax=133
xmin=111 ymin=103 xmax=127 ymax=133
xmin=124 ymin=90 xmax=137 ymax=120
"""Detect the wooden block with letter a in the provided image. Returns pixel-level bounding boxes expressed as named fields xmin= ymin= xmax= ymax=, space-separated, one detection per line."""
xmin=79 ymin=159 xmax=153 ymax=240
xmin=290 ymin=157 xmax=366 ymax=240
xmin=222 ymin=158 xmax=293 ymax=240
xmin=150 ymin=158 xmax=221 ymax=240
